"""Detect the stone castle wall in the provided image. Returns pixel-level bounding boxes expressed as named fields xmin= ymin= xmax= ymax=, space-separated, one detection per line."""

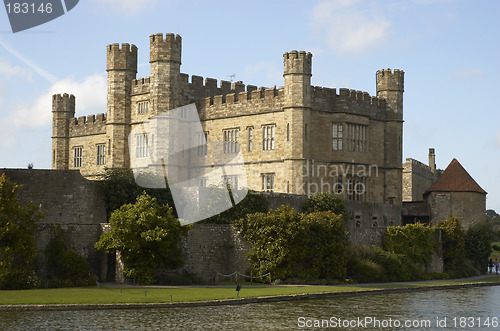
xmin=403 ymin=158 xmax=437 ymax=202
xmin=427 ymin=191 xmax=486 ymax=229
xmin=0 ymin=169 xmax=107 ymax=276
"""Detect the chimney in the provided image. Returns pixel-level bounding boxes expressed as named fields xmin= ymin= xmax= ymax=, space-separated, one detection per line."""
xmin=429 ymin=148 xmax=436 ymax=173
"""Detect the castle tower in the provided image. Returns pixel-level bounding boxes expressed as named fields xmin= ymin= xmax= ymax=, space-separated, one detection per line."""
xmin=150 ymin=33 xmax=182 ymax=114
xmin=106 ymin=43 xmax=137 ymax=168
xmin=376 ymin=69 xmax=404 ymax=203
xmin=283 ymin=51 xmax=312 ymax=194
xmin=376 ymin=69 xmax=404 ymax=119
xmin=52 ymin=93 xmax=75 ymax=169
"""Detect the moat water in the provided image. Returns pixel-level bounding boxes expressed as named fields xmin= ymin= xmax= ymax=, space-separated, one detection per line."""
xmin=1 ymin=286 xmax=499 ymax=330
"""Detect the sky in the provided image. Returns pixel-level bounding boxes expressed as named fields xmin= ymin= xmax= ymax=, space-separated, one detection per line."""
xmin=0 ymin=0 xmax=499 ymax=212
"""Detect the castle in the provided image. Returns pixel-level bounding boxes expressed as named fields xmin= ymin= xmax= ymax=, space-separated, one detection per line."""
xmin=402 ymin=149 xmax=486 ymax=229
xmin=52 ymin=32 xmax=404 ymax=229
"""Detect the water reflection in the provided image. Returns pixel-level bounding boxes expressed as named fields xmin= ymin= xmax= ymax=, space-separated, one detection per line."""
xmin=1 ymin=286 xmax=499 ymax=330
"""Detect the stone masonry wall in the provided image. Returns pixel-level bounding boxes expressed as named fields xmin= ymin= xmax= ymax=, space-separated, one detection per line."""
xmin=0 ymin=169 xmax=107 ymax=276
xmin=180 ymin=224 xmax=251 ymax=282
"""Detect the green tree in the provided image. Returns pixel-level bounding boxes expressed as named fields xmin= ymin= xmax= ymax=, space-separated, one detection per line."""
xmin=383 ymin=223 xmax=435 ymax=269
xmin=0 ymin=174 xmax=44 ymax=289
xmin=199 ymin=186 xmax=269 ymax=224
xmin=302 ymin=192 xmax=347 ymax=216
xmin=101 ymin=168 xmax=176 ymax=218
xmin=434 ymin=217 xmax=466 ymax=277
xmin=45 ymin=226 xmax=95 ymax=287
xmin=95 ymin=192 xmax=185 ymax=284
xmin=235 ymin=205 xmax=348 ymax=282
xmin=465 ymin=222 xmax=491 ymax=273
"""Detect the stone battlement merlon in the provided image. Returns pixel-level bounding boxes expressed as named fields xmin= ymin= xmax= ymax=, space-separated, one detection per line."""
xmin=202 ymin=86 xmax=282 ymax=108
xmin=338 ymin=88 xmax=386 ymax=108
xmin=69 ymin=113 xmax=106 ymax=136
xmin=132 ymin=77 xmax=151 ymax=94
xmin=106 ymin=43 xmax=138 ymax=72
xmin=71 ymin=113 xmax=106 ymax=125
xmin=150 ymin=33 xmax=182 ymax=64
xmin=376 ymin=68 xmax=404 ymax=92
xmin=52 ymin=93 xmax=75 ymax=112
xmin=283 ymin=50 xmax=312 ymax=75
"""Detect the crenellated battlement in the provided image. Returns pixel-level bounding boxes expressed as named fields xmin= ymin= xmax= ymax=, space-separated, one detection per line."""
xmin=337 ymin=88 xmax=386 ymax=108
xmin=71 ymin=113 xmax=106 ymax=125
xmin=69 ymin=113 xmax=106 ymax=136
xmin=283 ymin=50 xmax=312 ymax=75
xmin=106 ymin=43 xmax=138 ymax=72
xmin=376 ymin=68 xmax=404 ymax=92
xmin=150 ymin=33 xmax=182 ymax=63
xmin=132 ymin=77 xmax=151 ymax=94
xmin=52 ymin=93 xmax=75 ymax=112
xmin=201 ymin=85 xmax=282 ymax=110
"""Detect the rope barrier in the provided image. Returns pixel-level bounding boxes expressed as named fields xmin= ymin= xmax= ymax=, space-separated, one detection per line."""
xmin=216 ymin=271 xmax=270 ymax=279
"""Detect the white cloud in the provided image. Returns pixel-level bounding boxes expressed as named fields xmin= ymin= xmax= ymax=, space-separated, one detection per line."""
xmin=93 ymin=0 xmax=159 ymax=13
xmin=452 ymin=68 xmax=486 ymax=82
xmin=0 ymin=40 xmax=56 ymax=83
xmin=0 ymin=58 xmax=33 ymax=82
xmin=10 ymin=73 xmax=107 ymax=129
xmin=310 ymin=0 xmax=391 ymax=55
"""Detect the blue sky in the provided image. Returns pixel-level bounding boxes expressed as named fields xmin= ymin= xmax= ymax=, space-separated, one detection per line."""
xmin=1 ymin=0 xmax=499 ymax=212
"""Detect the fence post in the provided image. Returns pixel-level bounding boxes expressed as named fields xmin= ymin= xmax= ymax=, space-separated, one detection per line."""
xmin=250 ymin=271 xmax=253 ymax=285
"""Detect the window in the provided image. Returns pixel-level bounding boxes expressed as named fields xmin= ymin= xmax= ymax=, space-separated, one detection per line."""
xmin=198 ymin=177 xmax=208 ymax=188
xmin=333 ymin=175 xmax=343 ymax=194
xmin=222 ymin=175 xmax=238 ymax=189
xmin=136 ymin=133 xmax=149 ymax=158
xmin=332 ymin=123 xmax=343 ymax=151
xmin=223 ymin=129 xmax=239 ymax=154
xmin=346 ymin=175 xmax=366 ymax=201
xmin=198 ymin=132 xmax=208 ymax=156
xmin=248 ymin=128 xmax=253 ymax=152
xmin=73 ymin=146 xmax=82 ymax=168
xmin=137 ymin=101 xmax=149 ymax=114
xmin=286 ymin=123 xmax=290 ymax=142
xmin=262 ymin=125 xmax=275 ymax=151
xmin=355 ymin=214 xmax=362 ymax=227
xmin=262 ymin=173 xmax=275 ymax=192
xmin=96 ymin=144 xmax=106 ymax=165
xmin=347 ymin=123 xmax=367 ymax=152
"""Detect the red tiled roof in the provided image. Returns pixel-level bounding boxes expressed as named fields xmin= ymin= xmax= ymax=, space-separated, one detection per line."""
xmin=426 ymin=158 xmax=486 ymax=194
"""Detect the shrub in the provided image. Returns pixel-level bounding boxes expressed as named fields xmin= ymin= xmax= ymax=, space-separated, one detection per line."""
xmin=465 ymin=222 xmax=491 ymax=273
xmin=434 ymin=217 xmax=466 ymax=278
xmin=235 ymin=205 xmax=348 ymax=282
xmin=382 ymin=223 xmax=435 ymax=270
xmin=45 ymin=226 xmax=95 ymax=287
xmin=95 ymin=192 xmax=185 ymax=284
xmin=303 ymin=192 xmax=347 ymax=216
xmin=0 ymin=174 xmax=44 ymax=289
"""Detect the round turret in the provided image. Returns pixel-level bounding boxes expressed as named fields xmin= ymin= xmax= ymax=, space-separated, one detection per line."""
xmin=376 ymin=68 xmax=404 ymax=93
xmin=376 ymin=68 xmax=404 ymax=117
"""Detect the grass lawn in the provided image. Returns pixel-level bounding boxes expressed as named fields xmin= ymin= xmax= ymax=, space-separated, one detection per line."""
xmin=0 ymin=277 xmax=499 ymax=305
